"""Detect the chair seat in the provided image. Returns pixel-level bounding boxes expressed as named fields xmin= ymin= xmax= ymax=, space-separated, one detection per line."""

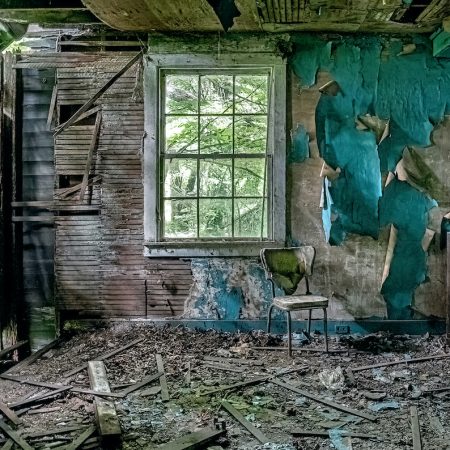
xmin=273 ymin=295 xmax=328 ymax=310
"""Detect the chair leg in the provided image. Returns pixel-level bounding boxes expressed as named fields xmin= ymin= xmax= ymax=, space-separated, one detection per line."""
xmin=307 ymin=309 xmax=312 ymax=334
xmin=267 ymin=304 xmax=275 ymax=334
xmin=286 ymin=310 xmax=292 ymax=357
xmin=323 ymin=307 xmax=328 ymax=353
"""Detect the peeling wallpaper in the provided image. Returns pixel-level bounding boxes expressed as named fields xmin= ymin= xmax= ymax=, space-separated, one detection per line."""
xmin=290 ymin=35 xmax=450 ymax=318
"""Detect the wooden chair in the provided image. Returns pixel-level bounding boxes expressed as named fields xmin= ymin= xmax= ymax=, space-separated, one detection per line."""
xmin=260 ymin=246 xmax=329 ymax=356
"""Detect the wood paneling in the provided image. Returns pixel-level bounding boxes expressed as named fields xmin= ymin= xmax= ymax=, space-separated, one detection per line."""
xmin=54 ymin=54 xmax=193 ymax=319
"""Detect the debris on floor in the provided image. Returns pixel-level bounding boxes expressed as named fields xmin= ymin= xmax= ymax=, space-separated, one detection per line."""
xmin=0 ymin=326 xmax=449 ymax=449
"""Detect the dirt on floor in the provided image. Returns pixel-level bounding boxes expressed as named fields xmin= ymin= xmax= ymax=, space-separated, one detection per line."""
xmin=0 ymin=323 xmax=449 ymax=450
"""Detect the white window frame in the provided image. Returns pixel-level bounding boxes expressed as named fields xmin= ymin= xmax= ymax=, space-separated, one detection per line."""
xmin=144 ymin=52 xmax=286 ymax=257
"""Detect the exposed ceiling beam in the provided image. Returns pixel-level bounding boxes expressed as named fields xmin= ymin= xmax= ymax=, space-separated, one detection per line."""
xmin=0 ymin=8 xmax=100 ymax=24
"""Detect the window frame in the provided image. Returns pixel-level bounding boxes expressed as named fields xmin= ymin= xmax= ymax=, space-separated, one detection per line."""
xmin=144 ymin=53 xmax=286 ymax=257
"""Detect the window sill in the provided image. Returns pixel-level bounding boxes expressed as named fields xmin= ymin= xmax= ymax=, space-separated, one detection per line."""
xmin=144 ymin=240 xmax=285 ymax=258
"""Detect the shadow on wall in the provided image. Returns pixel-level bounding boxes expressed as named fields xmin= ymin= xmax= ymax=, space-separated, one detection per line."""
xmin=289 ymin=35 xmax=450 ymax=319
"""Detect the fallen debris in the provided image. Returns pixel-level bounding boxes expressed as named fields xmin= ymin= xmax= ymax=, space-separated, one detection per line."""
xmin=88 ymin=361 xmax=121 ymax=438
xmin=291 ymin=429 xmax=378 ymax=439
xmin=204 ymin=356 xmax=264 ymax=366
xmin=0 ymin=420 xmax=33 ymax=450
xmin=221 ymin=400 xmax=269 ymax=444
xmin=65 ymin=425 xmax=96 ymax=450
xmin=410 ymin=406 xmax=422 ymax=450
xmin=350 ymin=353 xmax=450 ymax=372
xmin=156 ymin=426 xmax=226 ymax=450
xmin=0 ymin=401 xmax=21 ymax=426
xmin=271 ymin=379 xmax=376 ymax=421
xmin=201 ymin=376 xmax=270 ymax=396
xmin=156 ymin=354 xmax=170 ymax=402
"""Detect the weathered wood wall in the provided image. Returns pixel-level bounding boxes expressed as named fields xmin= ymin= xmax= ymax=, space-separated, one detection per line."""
xmin=54 ymin=54 xmax=192 ymax=320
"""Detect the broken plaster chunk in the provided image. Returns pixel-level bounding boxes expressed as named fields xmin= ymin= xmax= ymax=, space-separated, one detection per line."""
xmin=397 ymin=43 xmax=417 ymax=56
xmin=357 ymin=115 xmax=390 ymax=144
xmin=320 ymin=161 xmax=341 ymax=180
xmin=319 ymin=80 xmax=341 ymax=96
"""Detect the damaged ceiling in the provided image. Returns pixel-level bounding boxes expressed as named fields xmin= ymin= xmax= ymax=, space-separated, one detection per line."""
xmin=79 ymin=0 xmax=450 ymax=33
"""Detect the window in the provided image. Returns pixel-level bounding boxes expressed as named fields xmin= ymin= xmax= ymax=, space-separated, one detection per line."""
xmin=144 ymin=52 xmax=286 ymax=257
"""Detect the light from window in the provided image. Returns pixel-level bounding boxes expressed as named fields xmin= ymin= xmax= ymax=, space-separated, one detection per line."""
xmin=161 ymin=71 xmax=270 ymax=240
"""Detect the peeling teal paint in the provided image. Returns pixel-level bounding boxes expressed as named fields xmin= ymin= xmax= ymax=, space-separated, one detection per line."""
xmin=290 ymin=35 xmax=450 ymax=318
xmin=289 ymin=124 xmax=310 ymax=163
xmin=379 ymin=179 xmax=437 ymax=318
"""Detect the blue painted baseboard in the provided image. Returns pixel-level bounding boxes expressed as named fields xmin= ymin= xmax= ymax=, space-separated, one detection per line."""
xmin=123 ymin=319 xmax=446 ymax=335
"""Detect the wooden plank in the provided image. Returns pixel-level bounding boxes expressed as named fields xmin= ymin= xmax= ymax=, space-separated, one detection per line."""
xmin=63 ymin=337 xmax=144 ymax=377
xmin=59 ymin=41 xmax=142 ymax=47
xmin=201 ymin=376 xmax=269 ymax=395
xmin=203 ymin=356 xmax=264 ymax=366
xmin=79 ymin=111 xmax=102 ymax=202
xmin=156 ymin=427 xmax=226 ymax=450
xmin=350 ymin=354 xmax=450 ymax=372
xmin=202 ymin=362 xmax=244 ymax=373
xmin=12 ymin=216 xmax=54 ymax=223
xmin=0 ymin=402 xmax=21 ymax=427
xmin=6 ymin=339 xmax=60 ymax=374
xmin=410 ymin=406 xmax=422 ymax=450
xmin=221 ymin=401 xmax=269 ymax=444
xmin=8 ymin=386 xmax=71 ymax=409
xmin=0 ymin=420 xmax=33 ymax=450
xmin=54 ymin=51 xmax=141 ymax=135
xmin=55 ymin=174 xmax=102 ymax=199
xmin=46 ymin=84 xmax=58 ymax=130
xmin=0 ymin=8 xmax=98 ymax=24
xmin=70 ymin=105 xmax=101 ymax=126
xmin=0 ymin=440 xmax=13 ymax=450
xmin=65 ymin=425 xmax=96 ymax=450
xmin=271 ymin=379 xmax=376 ymax=422
xmin=292 ymin=429 xmax=377 ymax=439
xmin=118 ymin=372 xmax=163 ymax=398
xmin=0 ymin=341 xmax=27 ymax=359
xmin=22 ymin=426 xmax=87 ymax=439
xmin=88 ymin=361 xmax=121 ymax=437
xmin=156 ymin=354 xmax=169 ymax=401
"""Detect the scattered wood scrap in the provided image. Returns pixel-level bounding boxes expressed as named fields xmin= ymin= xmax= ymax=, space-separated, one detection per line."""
xmin=350 ymin=354 xmax=450 ymax=372
xmin=0 ymin=401 xmax=21 ymax=426
xmin=410 ymin=406 xmax=422 ymax=450
xmin=27 ymin=406 xmax=60 ymax=415
xmin=22 ymin=426 xmax=87 ymax=439
xmin=64 ymin=425 xmax=96 ymax=450
xmin=201 ymin=362 xmax=244 ymax=373
xmin=203 ymin=356 xmax=264 ymax=366
xmin=156 ymin=354 xmax=170 ymax=402
xmin=271 ymin=379 xmax=376 ymax=422
xmin=0 ymin=440 xmax=13 ymax=450
xmin=201 ymin=376 xmax=270 ymax=396
xmin=64 ymin=337 xmax=144 ymax=378
xmin=221 ymin=400 xmax=269 ymax=444
xmin=88 ymin=361 xmax=121 ymax=438
xmin=252 ymin=347 xmax=346 ymax=353
xmin=423 ymin=385 xmax=450 ymax=394
xmin=8 ymin=386 xmax=71 ymax=410
xmin=0 ymin=420 xmax=33 ymax=450
xmin=291 ymin=429 xmax=378 ymax=439
xmin=156 ymin=427 xmax=226 ymax=450
xmin=6 ymin=339 xmax=60 ymax=374
xmin=117 ymin=372 xmax=163 ymax=398
xmin=0 ymin=341 xmax=28 ymax=360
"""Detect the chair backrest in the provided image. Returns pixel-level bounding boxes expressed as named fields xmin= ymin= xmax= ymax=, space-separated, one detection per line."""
xmin=260 ymin=246 xmax=316 ymax=295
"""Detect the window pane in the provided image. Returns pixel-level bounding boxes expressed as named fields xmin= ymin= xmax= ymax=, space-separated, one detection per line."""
xmin=234 ymin=198 xmax=267 ymax=238
xmin=164 ymin=199 xmax=197 ymax=238
xmin=165 ymin=116 xmax=198 ymax=154
xmin=235 ymin=158 xmax=266 ymax=197
xmin=164 ymin=159 xmax=197 ymax=198
xmin=200 ymin=116 xmax=233 ymax=154
xmin=199 ymin=159 xmax=232 ymax=197
xmin=200 ymin=75 xmax=233 ymax=114
xmin=165 ymin=75 xmax=198 ymax=114
xmin=235 ymin=116 xmax=267 ymax=154
xmin=199 ymin=199 xmax=232 ymax=237
xmin=235 ymin=75 xmax=268 ymax=114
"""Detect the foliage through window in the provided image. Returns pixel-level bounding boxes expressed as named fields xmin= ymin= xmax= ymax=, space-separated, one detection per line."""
xmin=161 ymin=70 xmax=271 ymax=240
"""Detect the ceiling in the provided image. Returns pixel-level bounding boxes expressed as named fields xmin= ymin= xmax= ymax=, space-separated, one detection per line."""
xmin=0 ymin=0 xmax=448 ymax=34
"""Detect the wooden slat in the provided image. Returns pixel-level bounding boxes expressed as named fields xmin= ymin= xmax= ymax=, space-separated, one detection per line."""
xmin=79 ymin=111 xmax=102 ymax=202
xmin=0 ymin=421 xmax=33 ymax=450
xmin=410 ymin=406 xmax=422 ymax=450
xmin=156 ymin=354 xmax=169 ymax=401
xmin=156 ymin=427 xmax=226 ymax=450
xmin=0 ymin=341 xmax=27 ymax=359
xmin=88 ymin=361 xmax=121 ymax=437
xmin=221 ymin=401 xmax=269 ymax=443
